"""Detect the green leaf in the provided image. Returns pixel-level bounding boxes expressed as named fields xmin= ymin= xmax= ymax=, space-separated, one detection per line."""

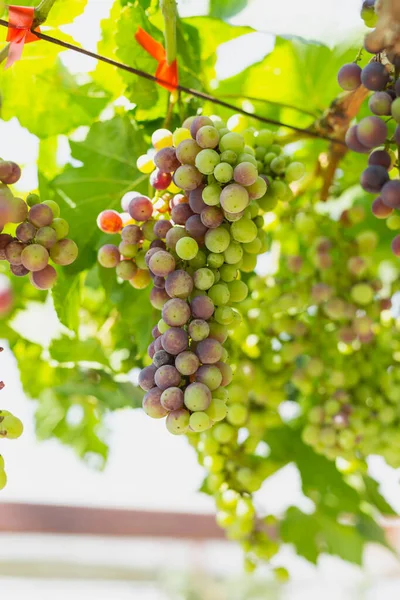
xmin=50 ymin=335 xmax=109 ymax=366
xmin=362 ymin=475 xmax=397 ymax=516
xmin=281 ymin=507 xmax=320 ymax=564
xmin=316 ymin=514 xmax=364 ymax=565
xmin=0 ymin=48 xmax=110 ymax=138
xmin=51 ymin=115 xmax=148 ymax=272
xmin=209 ymin=0 xmax=247 ymax=19
xmin=17 ymin=0 xmax=88 ymax=25
xmin=356 ymin=514 xmax=393 ymax=552
xmin=52 ymin=271 xmax=82 ymax=333
xmin=93 ymin=0 xmax=126 ymax=99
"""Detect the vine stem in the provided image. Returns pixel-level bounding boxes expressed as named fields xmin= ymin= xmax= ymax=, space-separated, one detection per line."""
xmin=161 ymin=0 xmax=178 ymax=124
xmin=33 ymin=0 xmax=59 ymax=27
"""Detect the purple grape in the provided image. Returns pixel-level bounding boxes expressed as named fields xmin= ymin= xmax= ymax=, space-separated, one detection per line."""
xmin=196 ymin=364 xmax=222 ymax=390
xmin=175 ymin=350 xmax=200 ymax=375
xmin=396 ymin=78 xmax=400 ymax=97
xmin=150 ymin=239 xmax=166 ymax=250
xmin=154 ymin=147 xmax=180 ymax=173
xmin=139 ymin=365 xmax=157 ymax=391
xmin=368 ymin=91 xmax=392 ymax=115
xmin=233 ymin=162 xmax=258 ymax=186
xmin=356 ymin=116 xmax=387 ymax=149
xmin=338 ymin=63 xmax=362 ymax=91
xmin=143 ymin=387 xmax=168 ymax=418
xmin=0 ymin=161 xmax=21 ymax=184
xmin=154 ymin=220 xmax=172 ymax=239
xmin=372 ymin=197 xmax=393 ymax=218
xmin=395 ymin=125 xmax=400 ymax=145
xmin=149 ymin=250 xmax=176 ymax=277
xmin=153 ymin=350 xmax=174 ymax=368
xmin=11 ymin=264 xmax=29 ymax=277
xmin=196 ymin=338 xmax=223 ymax=364
xmin=16 ymin=222 xmax=36 ymax=243
xmin=188 ymin=319 xmax=210 ymax=341
xmin=360 ymin=165 xmax=389 ymax=193
xmin=200 ymin=206 xmax=224 ymax=229
xmin=161 ymin=327 xmax=188 ymax=355
xmin=189 ymin=185 xmax=206 ymax=214
xmin=122 ymin=224 xmax=142 ymax=244
xmin=10 ymin=197 xmax=28 ymax=223
xmin=153 ymin=275 xmax=166 ymax=288
xmin=165 ymin=270 xmax=193 ymax=299
xmin=190 ymin=116 xmax=214 ymax=139
xmin=190 ymin=295 xmax=214 ymax=320
xmin=171 ymin=203 xmax=194 ymax=225
xmin=150 ymin=169 xmax=172 ymax=191
xmin=129 ymin=196 xmax=153 ymax=221
xmin=345 ymin=126 xmax=369 ymax=153
xmin=98 ymin=244 xmax=120 ymax=268
xmin=145 ymin=247 xmax=162 ymax=266
xmin=147 ymin=341 xmax=156 ymax=359
xmin=162 ymin=298 xmax=191 ymax=326
xmin=0 ymin=234 xmax=12 ymax=260
xmin=152 ymin=326 xmax=161 ymax=339
xmin=161 ymin=387 xmax=184 ymax=411
xmin=185 ymin=214 xmax=208 ymax=242
xmin=5 ymin=241 xmax=25 ymax=265
xmin=381 ymin=180 xmax=400 ymax=208
xmin=29 ymin=203 xmax=53 ymax=228
xmin=154 ymin=365 xmax=181 ymax=390
xmin=36 ymin=226 xmax=57 ymax=249
xmin=150 ymin=287 xmax=170 ymax=310
xmin=368 ymin=150 xmax=391 ymax=169
xmin=361 ymin=62 xmax=390 ymax=91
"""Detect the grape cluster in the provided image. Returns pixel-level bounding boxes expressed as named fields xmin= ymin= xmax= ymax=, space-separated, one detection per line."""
xmin=338 ymin=9 xmax=400 ymax=256
xmin=0 ymin=160 xmax=78 ymax=289
xmin=116 ymin=115 xmax=305 ymax=435
xmin=0 ymin=347 xmax=23 ymax=491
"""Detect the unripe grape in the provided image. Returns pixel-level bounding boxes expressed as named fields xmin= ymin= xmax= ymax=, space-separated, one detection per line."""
xmin=176 ymin=236 xmax=199 ymax=260
xmin=116 ymin=260 xmax=137 ymax=280
xmin=184 ymin=382 xmax=211 ymax=411
xmin=51 ymin=218 xmax=69 ymax=240
xmin=36 ymin=226 xmax=57 ymax=249
xmin=130 ymin=268 xmax=152 ymax=289
xmin=136 ymin=153 xmax=155 ymax=174
xmin=152 ymin=128 xmax=173 ymax=149
xmin=195 ymin=149 xmax=220 ymax=175
xmin=50 ymin=239 xmax=78 ymax=266
xmin=29 ymin=203 xmax=53 ymax=228
xmin=21 ymin=244 xmax=49 ymax=271
xmin=219 ymin=132 xmax=245 ymax=154
xmin=175 ymin=351 xmax=200 ymax=375
xmin=166 ymin=409 xmax=190 ymax=434
xmin=5 ymin=241 xmax=26 ymax=265
xmin=143 ymin=387 xmax=169 ymax=419
xmin=0 ymin=161 xmax=21 ymax=184
xmin=98 ymin=244 xmax=120 ymax=268
xmin=220 ymin=184 xmax=249 ymax=214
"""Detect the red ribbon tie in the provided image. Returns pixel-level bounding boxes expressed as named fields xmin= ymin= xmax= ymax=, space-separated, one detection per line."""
xmin=135 ymin=27 xmax=178 ymax=92
xmin=5 ymin=5 xmax=41 ymax=69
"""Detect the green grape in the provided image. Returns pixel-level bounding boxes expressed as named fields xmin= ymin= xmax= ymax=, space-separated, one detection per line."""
xmin=214 ymin=162 xmax=234 ymax=183
xmin=214 ymin=305 xmax=235 ymax=325
xmin=257 ymin=129 xmax=274 ymax=146
xmin=205 ymin=227 xmax=231 ymax=253
xmin=240 ymin=252 xmax=257 ymax=272
xmin=50 ymin=239 xmax=78 ymax=266
xmin=190 ymin=412 xmax=212 ymax=432
xmin=194 ymin=267 xmax=215 ymax=290
xmin=51 ymin=218 xmax=69 ymax=240
xmin=184 ymin=382 xmax=212 ymax=412
xmin=231 ymin=218 xmax=257 ymax=243
xmin=286 ymin=161 xmax=305 ymax=182
xmin=227 ymin=280 xmax=248 ymax=302
xmin=208 ymin=283 xmax=230 ymax=306
xmin=0 ymin=468 xmax=6 ymax=491
xmin=0 ymin=412 xmax=23 ymax=439
xmin=176 ymin=236 xmax=199 ymax=260
xmin=219 ymin=264 xmax=238 ymax=282
xmin=219 ymin=132 xmax=245 ymax=154
xmin=195 ymin=149 xmax=220 ymax=175
xmin=202 ymin=183 xmax=222 ymax=206
xmin=220 ymin=150 xmax=237 ymax=165
xmin=42 ymin=200 xmax=60 ymax=218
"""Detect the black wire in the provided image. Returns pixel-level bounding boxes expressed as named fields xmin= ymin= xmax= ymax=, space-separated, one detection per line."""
xmin=0 ymin=18 xmax=346 ymax=146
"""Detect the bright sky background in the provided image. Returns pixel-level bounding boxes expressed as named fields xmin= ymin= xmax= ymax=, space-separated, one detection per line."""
xmin=1 ymin=0 xmax=400 ymax=595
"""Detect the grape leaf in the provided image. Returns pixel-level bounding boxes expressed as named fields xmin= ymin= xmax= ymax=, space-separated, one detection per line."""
xmin=52 ymin=271 xmax=83 ymax=334
xmin=49 ymin=335 xmax=109 ymax=366
xmin=0 ymin=44 xmax=110 ymax=138
xmin=51 ymin=115 xmax=148 ymax=272
xmin=209 ymin=0 xmax=247 ymax=19
xmin=16 ymin=0 xmax=88 ymax=25
xmin=316 ymin=514 xmax=364 ymax=565
xmin=362 ymin=475 xmax=397 ymax=516
xmin=280 ymin=507 xmax=320 ymax=564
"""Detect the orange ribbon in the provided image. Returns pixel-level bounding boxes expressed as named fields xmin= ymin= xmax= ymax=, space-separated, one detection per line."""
xmin=135 ymin=27 xmax=178 ymax=92
xmin=5 ymin=5 xmax=41 ymax=69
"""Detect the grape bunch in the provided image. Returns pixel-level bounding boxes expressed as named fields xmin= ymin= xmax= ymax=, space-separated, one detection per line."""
xmin=338 ymin=6 xmax=400 ymax=256
xmin=113 ymin=114 xmax=305 ymax=435
xmin=0 ymin=160 xmax=78 ymax=289
xmin=0 ymin=347 xmax=23 ymax=491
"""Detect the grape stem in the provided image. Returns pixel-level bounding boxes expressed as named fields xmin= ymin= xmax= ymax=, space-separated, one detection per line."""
xmin=160 ymin=0 xmax=177 ymax=66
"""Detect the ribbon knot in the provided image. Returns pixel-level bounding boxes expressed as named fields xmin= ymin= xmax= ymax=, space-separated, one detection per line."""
xmin=135 ymin=27 xmax=178 ymax=92
xmin=5 ymin=5 xmax=41 ymax=69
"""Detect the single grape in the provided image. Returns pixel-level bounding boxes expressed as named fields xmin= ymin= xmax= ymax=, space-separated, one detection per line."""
xmin=29 ymin=203 xmax=53 ymax=228
xmin=191 ymin=295 xmax=215 ymax=319
xmin=120 ymin=241 xmax=138 ymax=259
xmin=165 ymin=270 xmax=193 ymax=298
xmin=11 ymin=264 xmax=29 ymax=277
xmin=154 ymin=147 xmax=180 ymax=172
xmin=195 ymin=149 xmax=220 ymax=175
xmin=345 ymin=126 xmax=369 ymax=154
xmin=21 ymin=244 xmax=49 ymax=271
xmin=246 ymin=176 xmax=267 ymax=200
xmin=224 ymin=241 xmax=243 ymax=265
xmin=162 ymin=298 xmax=191 ymax=327
xmin=286 ymin=162 xmax=306 ymax=182
xmin=5 ymin=241 xmax=25 ymax=265
xmin=0 ymin=413 xmax=23 ymax=438
xmin=175 ymin=350 xmax=200 ymax=375
xmin=9 ymin=197 xmax=28 ymax=223
xmin=356 ymin=116 xmax=387 ymax=149
xmin=185 ymin=214 xmax=208 ymax=242
xmin=338 ymin=63 xmax=362 ymax=91
xmin=174 ymin=165 xmax=203 ymax=191
xmin=166 ymin=226 xmax=186 ymax=250
xmin=143 ymin=387 xmax=169 ymax=419
xmin=154 ymin=219 xmax=172 ymax=239
xmin=189 ymin=185 xmax=207 ymax=214
xmin=0 ymin=161 xmax=21 ymax=184
xmin=152 ymin=128 xmax=173 ymax=149
xmin=51 ymin=218 xmax=69 ymax=240
xmin=176 ymin=236 xmax=199 ymax=260
xmin=116 ymin=260 xmax=137 ymax=280
xmin=369 ymin=91 xmax=392 ymax=116
xmin=129 ymin=196 xmax=153 ymax=221
xmin=136 ymin=154 xmax=155 ymax=174
xmin=196 ymin=338 xmax=223 ymax=364
xmin=194 ymin=267 xmax=215 ymax=290
xmin=188 ymin=319 xmax=210 ymax=341
xmin=202 ymin=184 xmax=222 ymax=206
xmin=381 ymin=180 xmax=400 ymax=208
xmin=228 ymin=279 xmax=248 ymax=302
xmin=196 ymin=365 xmax=223 ymax=390
xmin=233 ymin=162 xmax=258 ymax=186
xmin=220 ymin=184 xmax=249 ymax=214
xmin=214 ymin=305 xmax=235 ymax=324
xmin=50 ymin=239 xmax=78 ymax=266
xmin=166 ymin=409 xmax=190 ymax=434
xmin=360 ymin=165 xmax=389 ymax=193
xmin=35 ymin=226 xmax=57 ymax=249
xmin=205 ymin=227 xmax=231 ymax=253
xmin=196 ymin=125 xmax=220 ymax=149
xmin=161 ymin=387 xmax=184 ymax=411
xmin=97 ymin=210 xmax=123 ymax=233
xmin=190 ymin=412 xmax=211 ymax=432
xmin=392 ymin=97 xmax=400 ymax=123
xmin=216 ymin=361 xmax=233 ymax=386
xmin=176 ymin=139 xmax=202 ymax=166
xmin=161 ymin=327 xmax=189 ymax=355
xmin=190 ymin=116 xmax=214 ymax=139
xmin=98 ymin=244 xmax=120 ymax=268
xmin=184 ymin=382 xmax=211 ymax=411
xmin=153 ymin=350 xmax=173 ymax=368
xmin=149 ymin=250 xmax=176 ymax=277
xmin=122 ymin=224 xmax=142 ymax=244
xmin=150 ymin=287 xmax=169 ymax=309
xmin=368 ymin=149 xmax=391 ymax=169
xmin=372 ymin=197 xmax=393 ymax=218
xmin=154 ymin=365 xmax=181 ymax=390
xmin=200 ymin=206 xmax=224 ymax=229
xmin=361 ymin=62 xmax=389 ymax=91
xmin=139 ymin=365 xmax=157 ymax=391
xmin=171 ymin=203 xmax=194 ymax=225
xmin=16 ymin=222 xmax=36 ymax=243
xmin=26 ymin=193 xmax=40 ymax=207
xmin=230 ymin=218 xmax=257 ymax=243
xmin=219 ymin=132 xmax=245 ymax=154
